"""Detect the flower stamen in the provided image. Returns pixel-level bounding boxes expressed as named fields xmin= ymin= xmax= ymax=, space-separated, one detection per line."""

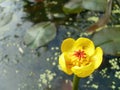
xmin=73 ymin=50 xmax=86 ymax=60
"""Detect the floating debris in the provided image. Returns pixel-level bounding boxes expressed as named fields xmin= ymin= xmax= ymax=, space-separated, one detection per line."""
xmin=38 ymin=69 xmax=56 ymax=89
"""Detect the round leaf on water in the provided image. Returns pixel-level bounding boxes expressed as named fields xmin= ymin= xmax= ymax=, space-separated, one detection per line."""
xmin=92 ymin=27 xmax=120 ymax=56
xmin=24 ymin=22 xmax=56 ymax=49
xmin=63 ymin=0 xmax=82 ymax=14
xmin=82 ymin=0 xmax=107 ymax=11
xmin=0 ymin=0 xmax=4 ymax=3
xmin=63 ymin=0 xmax=107 ymax=14
xmin=0 ymin=9 xmax=13 ymax=27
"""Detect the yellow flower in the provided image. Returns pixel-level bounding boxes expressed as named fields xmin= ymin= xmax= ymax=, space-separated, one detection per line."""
xmin=59 ymin=37 xmax=103 ymax=78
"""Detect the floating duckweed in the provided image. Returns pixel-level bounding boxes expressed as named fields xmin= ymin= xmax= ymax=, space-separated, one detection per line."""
xmin=54 ymin=52 xmax=58 ymax=56
xmin=46 ymin=58 xmax=50 ymax=61
xmin=112 ymin=81 xmax=115 ymax=84
xmin=51 ymin=47 xmax=59 ymax=51
xmin=6 ymin=43 xmax=12 ymax=47
xmin=54 ymin=57 xmax=58 ymax=60
xmin=38 ymin=70 xmax=56 ymax=89
xmin=19 ymin=83 xmax=27 ymax=89
xmin=54 ymin=52 xmax=60 ymax=56
xmin=109 ymin=58 xmax=120 ymax=70
xmin=89 ymin=75 xmax=93 ymax=81
xmin=42 ymin=79 xmax=47 ymax=85
xmin=115 ymin=71 xmax=120 ymax=79
xmin=99 ymin=68 xmax=110 ymax=78
xmin=65 ymin=80 xmax=69 ymax=83
xmin=91 ymin=84 xmax=99 ymax=89
xmin=15 ymin=70 xmax=19 ymax=74
xmin=46 ymin=46 xmax=60 ymax=66
xmin=111 ymin=85 xmax=116 ymax=90
xmin=38 ymin=84 xmax=42 ymax=87
xmin=85 ymin=75 xmax=94 ymax=86
xmin=55 ymin=47 xmax=59 ymax=50
xmin=86 ymin=80 xmax=90 ymax=84
xmin=80 ymin=32 xmax=89 ymax=37
xmin=111 ymin=81 xmax=116 ymax=90
xmin=67 ymin=32 xmax=71 ymax=37
xmin=69 ymin=18 xmax=73 ymax=21
xmin=118 ymin=87 xmax=120 ymax=90
xmin=48 ymin=75 xmax=54 ymax=81
xmin=52 ymin=62 xmax=56 ymax=66
xmin=84 ymin=82 xmax=99 ymax=89
xmin=48 ymin=85 xmax=52 ymax=88
xmin=65 ymin=22 xmax=69 ymax=25
xmin=101 ymin=68 xmax=107 ymax=74
xmin=39 ymin=74 xmax=46 ymax=80
xmin=51 ymin=47 xmax=55 ymax=50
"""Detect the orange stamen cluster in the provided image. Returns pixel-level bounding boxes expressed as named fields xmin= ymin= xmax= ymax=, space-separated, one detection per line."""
xmin=73 ymin=50 xmax=86 ymax=60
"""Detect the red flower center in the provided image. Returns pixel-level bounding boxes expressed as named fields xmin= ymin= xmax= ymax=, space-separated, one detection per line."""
xmin=74 ymin=50 xmax=86 ymax=59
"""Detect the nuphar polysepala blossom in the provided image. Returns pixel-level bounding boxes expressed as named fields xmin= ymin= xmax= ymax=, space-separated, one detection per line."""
xmin=59 ymin=38 xmax=103 ymax=78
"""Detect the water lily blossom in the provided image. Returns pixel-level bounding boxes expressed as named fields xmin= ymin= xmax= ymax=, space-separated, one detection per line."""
xmin=59 ymin=37 xmax=103 ymax=78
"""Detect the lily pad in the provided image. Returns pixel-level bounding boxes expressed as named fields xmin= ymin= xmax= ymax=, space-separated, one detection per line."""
xmin=63 ymin=0 xmax=82 ymax=14
xmin=24 ymin=22 xmax=56 ymax=49
xmin=63 ymin=0 xmax=107 ymax=14
xmin=0 ymin=8 xmax=13 ymax=27
xmin=92 ymin=27 xmax=120 ymax=56
xmin=81 ymin=0 xmax=107 ymax=11
xmin=0 ymin=0 xmax=4 ymax=3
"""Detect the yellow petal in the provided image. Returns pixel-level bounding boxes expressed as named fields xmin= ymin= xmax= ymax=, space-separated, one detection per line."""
xmin=61 ymin=38 xmax=75 ymax=52
xmin=90 ymin=47 xmax=103 ymax=69
xmin=71 ymin=62 xmax=95 ymax=78
xmin=73 ymin=38 xmax=95 ymax=56
xmin=59 ymin=53 xmax=73 ymax=75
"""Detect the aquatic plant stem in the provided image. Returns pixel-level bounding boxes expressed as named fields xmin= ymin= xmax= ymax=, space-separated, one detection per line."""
xmin=72 ymin=75 xmax=80 ymax=90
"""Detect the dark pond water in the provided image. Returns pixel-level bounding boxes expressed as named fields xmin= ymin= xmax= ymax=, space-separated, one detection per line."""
xmin=0 ymin=0 xmax=120 ymax=90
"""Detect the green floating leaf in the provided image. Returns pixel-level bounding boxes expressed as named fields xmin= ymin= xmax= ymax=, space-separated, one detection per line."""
xmin=92 ymin=27 xmax=120 ymax=56
xmin=82 ymin=0 xmax=107 ymax=11
xmin=63 ymin=0 xmax=107 ymax=14
xmin=0 ymin=12 xmax=13 ymax=27
xmin=63 ymin=0 xmax=82 ymax=14
xmin=24 ymin=22 xmax=56 ymax=49
xmin=0 ymin=0 xmax=4 ymax=3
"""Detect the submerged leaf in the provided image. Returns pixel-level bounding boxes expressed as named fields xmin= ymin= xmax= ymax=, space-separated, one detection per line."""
xmin=92 ymin=27 xmax=120 ymax=56
xmin=24 ymin=22 xmax=56 ymax=49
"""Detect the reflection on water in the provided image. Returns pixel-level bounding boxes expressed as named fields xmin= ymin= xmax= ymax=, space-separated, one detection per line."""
xmin=0 ymin=0 xmax=120 ymax=90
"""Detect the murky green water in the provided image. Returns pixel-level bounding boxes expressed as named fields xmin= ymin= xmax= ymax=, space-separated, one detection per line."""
xmin=0 ymin=0 xmax=120 ymax=90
